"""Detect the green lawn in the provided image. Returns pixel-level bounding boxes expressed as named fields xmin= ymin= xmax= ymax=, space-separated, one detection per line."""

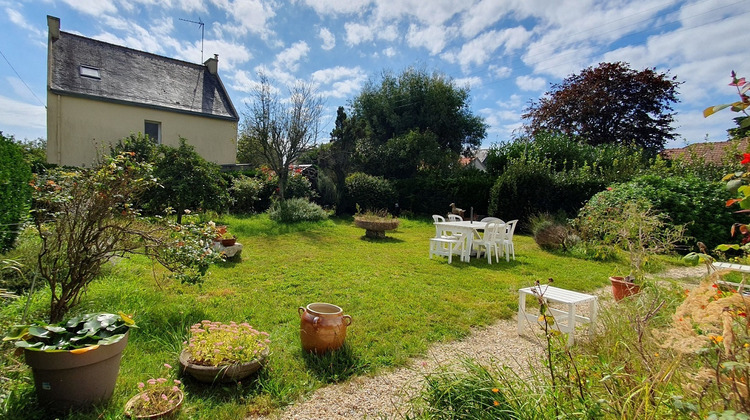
xmin=1 ymin=215 xmax=632 ymax=419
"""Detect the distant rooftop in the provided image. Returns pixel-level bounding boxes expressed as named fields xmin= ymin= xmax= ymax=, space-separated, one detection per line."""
xmin=49 ymin=29 xmax=238 ymax=121
xmin=661 ymin=138 xmax=750 ymax=165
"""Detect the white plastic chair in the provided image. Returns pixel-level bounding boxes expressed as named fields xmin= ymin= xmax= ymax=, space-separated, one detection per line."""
xmin=473 ymin=222 xmax=503 ymax=264
xmin=448 ymin=214 xmax=463 ymax=222
xmin=429 ymin=234 xmax=464 ymax=264
xmin=430 ymin=214 xmax=464 ymax=263
xmin=480 ymin=217 xmax=503 ymax=223
xmin=501 ymin=219 xmax=518 ymax=261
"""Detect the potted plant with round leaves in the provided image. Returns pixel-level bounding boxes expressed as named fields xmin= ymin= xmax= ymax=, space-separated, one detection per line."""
xmin=3 ymin=312 xmax=136 ymax=409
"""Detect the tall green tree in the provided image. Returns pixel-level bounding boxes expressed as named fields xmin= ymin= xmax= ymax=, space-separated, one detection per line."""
xmin=523 ymin=62 xmax=681 ymax=153
xmin=316 ymin=107 xmax=362 ymax=208
xmin=0 ymin=132 xmax=31 ymax=252
xmin=241 ymin=73 xmax=324 ymax=201
xmin=350 ymin=67 xmax=487 ymax=179
xmin=148 ymin=138 xmax=228 ymax=223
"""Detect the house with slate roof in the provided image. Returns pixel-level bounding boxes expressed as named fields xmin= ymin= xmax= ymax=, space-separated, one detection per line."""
xmin=46 ymin=15 xmax=239 ymax=167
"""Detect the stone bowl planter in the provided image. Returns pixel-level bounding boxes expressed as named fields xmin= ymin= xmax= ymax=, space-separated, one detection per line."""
xmin=178 ymin=349 xmax=268 ymax=383
xmin=353 ymin=217 xmax=400 ymax=239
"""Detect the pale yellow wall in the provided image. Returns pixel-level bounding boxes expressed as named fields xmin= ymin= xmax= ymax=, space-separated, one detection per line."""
xmin=47 ymin=93 xmax=237 ymax=167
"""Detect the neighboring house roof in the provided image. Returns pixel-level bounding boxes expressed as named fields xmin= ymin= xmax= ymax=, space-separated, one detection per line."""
xmin=661 ymin=138 xmax=750 ymax=164
xmin=49 ymin=30 xmax=239 ymax=121
xmin=460 ymin=148 xmax=489 ymax=171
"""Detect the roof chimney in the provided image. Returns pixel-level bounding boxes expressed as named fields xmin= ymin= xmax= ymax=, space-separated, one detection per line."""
xmin=47 ymin=15 xmax=60 ymax=41
xmin=204 ymin=54 xmax=218 ymax=75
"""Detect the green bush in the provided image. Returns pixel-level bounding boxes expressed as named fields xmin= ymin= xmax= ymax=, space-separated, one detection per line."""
xmin=109 ymin=132 xmax=159 ymax=163
xmin=315 ymin=171 xmax=338 ymax=209
xmin=484 ymin=131 xmax=647 ymax=182
xmin=147 ymin=138 xmax=229 ymax=223
xmin=0 ymin=133 xmax=32 ymax=252
xmin=0 ymin=227 xmax=40 ymax=293
xmin=286 ymin=171 xmax=318 ymax=201
xmin=393 ymin=169 xmax=494 ymax=216
xmin=267 ymin=198 xmax=328 ymax=223
xmin=228 ymin=175 xmax=266 ymax=214
xmin=579 ymin=174 xmax=739 ymax=251
xmin=343 ymin=172 xmax=396 ymax=213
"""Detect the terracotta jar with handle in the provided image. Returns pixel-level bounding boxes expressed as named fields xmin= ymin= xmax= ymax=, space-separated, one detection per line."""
xmin=298 ymin=303 xmax=352 ymax=353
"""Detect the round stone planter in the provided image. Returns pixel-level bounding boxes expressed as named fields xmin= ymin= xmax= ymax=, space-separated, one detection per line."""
xmin=353 ymin=217 xmax=400 ymax=239
xmin=178 ymin=349 xmax=267 ymax=383
xmin=23 ymin=331 xmax=129 ymax=410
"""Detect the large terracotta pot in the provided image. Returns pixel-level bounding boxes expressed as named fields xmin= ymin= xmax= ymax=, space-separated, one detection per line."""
xmin=610 ymin=276 xmax=641 ymax=301
xmin=23 ymin=331 xmax=129 ymax=409
xmin=298 ymin=303 xmax=352 ymax=353
xmin=178 ymin=348 xmax=267 ymax=383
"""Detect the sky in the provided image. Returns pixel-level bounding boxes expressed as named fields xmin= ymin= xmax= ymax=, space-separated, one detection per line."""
xmin=0 ymin=0 xmax=747 ymax=150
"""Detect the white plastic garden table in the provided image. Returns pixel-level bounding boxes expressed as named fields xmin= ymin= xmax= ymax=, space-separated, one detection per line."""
xmin=435 ymin=221 xmax=499 ymax=262
xmin=517 ymin=284 xmax=598 ymax=346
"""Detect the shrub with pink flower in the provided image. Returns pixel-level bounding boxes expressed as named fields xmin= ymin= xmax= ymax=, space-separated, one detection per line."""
xmin=125 ymin=363 xmax=183 ymax=418
xmin=185 ymin=320 xmax=270 ymax=366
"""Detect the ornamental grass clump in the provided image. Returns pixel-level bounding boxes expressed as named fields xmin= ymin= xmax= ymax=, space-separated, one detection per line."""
xmin=186 ymin=321 xmax=270 ymax=366
xmin=125 ymin=363 xmax=183 ymax=418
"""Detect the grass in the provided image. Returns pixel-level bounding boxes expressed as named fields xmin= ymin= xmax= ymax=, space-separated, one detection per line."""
xmin=0 ymin=214 xmax=633 ymax=419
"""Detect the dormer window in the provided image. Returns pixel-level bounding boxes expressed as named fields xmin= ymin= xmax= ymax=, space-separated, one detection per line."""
xmin=79 ymin=65 xmax=101 ymax=79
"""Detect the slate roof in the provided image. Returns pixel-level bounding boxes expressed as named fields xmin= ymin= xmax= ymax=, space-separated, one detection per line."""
xmin=661 ymin=138 xmax=750 ymax=164
xmin=49 ymin=31 xmax=238 ymax=121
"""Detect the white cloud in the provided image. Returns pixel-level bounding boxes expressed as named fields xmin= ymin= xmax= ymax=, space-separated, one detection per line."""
xmin=6 ymin=8 xmax=44 ymax=39
xmin=215 ymin=0 xmax=277 ymax=39
xmin=60 ymin=0 xmax=118 ymax=15
xmin=382 ymin=47 xmax=396 ymax=57
xmin=274 ymin=41 xmax=310 ymax=73
xmin=318 ymin=27 xmax=336 ymax=50
xmin=344 ymin=22 xmax=373 ymax=46
xmin=488 ymin=65 xmax=512 ymax=79
xmin=454 ymin=76 xmax=482 ymax=89
xmin=459 ymin=0 xmax=510 ymax=39
xmin=299 ymin=0 xmax=371 ymax=16
xmin=515 ymin=75 xmax=546 ymax=91
xmin=310 ymin=66 xmax=367 ymax=98
xmin=0 ymin=95 xmax=46 ymax=140
xmin=406 ymin=23 xmax=454 ymax=55
xmin=443 ymin=26 xmax=531 ymax=72
xmin=373 ymin=0 xmax=469 ymax=26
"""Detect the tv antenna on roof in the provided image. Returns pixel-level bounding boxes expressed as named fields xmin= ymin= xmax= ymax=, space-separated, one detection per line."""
xmin=179 ymin=17 xmax=205 ymax=63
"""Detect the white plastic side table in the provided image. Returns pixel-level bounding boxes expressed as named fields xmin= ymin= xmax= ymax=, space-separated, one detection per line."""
xmin=517 ymin=285 xmax=598 ymax=346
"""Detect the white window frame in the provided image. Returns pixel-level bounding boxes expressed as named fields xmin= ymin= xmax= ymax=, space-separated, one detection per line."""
xmin=144 ymin=120 xmax=161 ymax=144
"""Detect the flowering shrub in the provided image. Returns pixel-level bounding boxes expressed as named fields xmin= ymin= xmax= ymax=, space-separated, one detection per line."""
xmin=185 ymin=320 xmax=270 ymax=366
xmin=125 ymin=363 xmax=183 ymax=418
xmin=152 ymin=216 xmax=225 ymax=285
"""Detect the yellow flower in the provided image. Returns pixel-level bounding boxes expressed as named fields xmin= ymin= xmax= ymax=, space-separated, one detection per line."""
xmin=745 ymin=343 xmax=749 ymax=348
xmin=711 ymin=335 xmax=724 ymax=344
xmin=492 ymin=388 xmax=499 ymax=393
xmin=654 ymin=352 xmax=659 ymax=357
xmin=493 ymin=401 xmax=500 ymax=406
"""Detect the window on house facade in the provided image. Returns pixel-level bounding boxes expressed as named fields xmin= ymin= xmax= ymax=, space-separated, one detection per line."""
xmin=79 ymin=65 xmax=101 ymax=79
xmin=144 ymin=121 xmax=161 ymax=144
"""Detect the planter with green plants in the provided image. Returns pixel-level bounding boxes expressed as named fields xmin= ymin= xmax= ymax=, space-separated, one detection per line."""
xmin=353 ymin=207 xmax=400 ymax=239
xmin=179 ymin=320 xmax=271 ymax=383
xmin=576 ymin=198 xmax=686 ymax=300
xmin=3 ymin=312 xmax=136 ymax=409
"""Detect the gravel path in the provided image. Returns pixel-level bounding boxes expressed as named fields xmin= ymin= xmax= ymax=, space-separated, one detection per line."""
xmin=253 ymin=266 xmax=707 ymax=420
